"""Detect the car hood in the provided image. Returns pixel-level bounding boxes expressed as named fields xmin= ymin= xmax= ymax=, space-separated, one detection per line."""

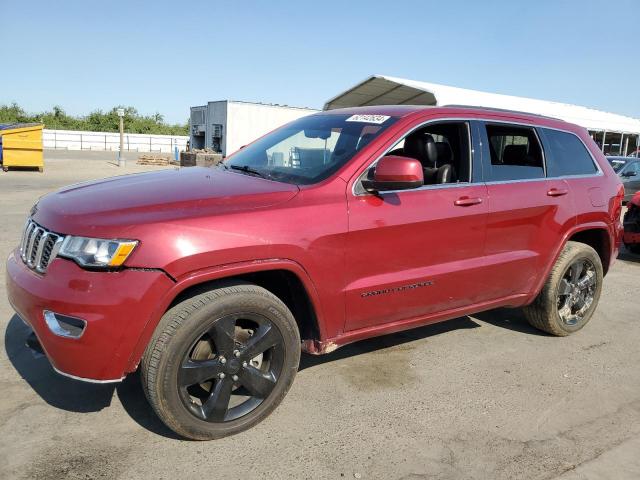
xmin=32 ymin=167 xmax=300 ymax=236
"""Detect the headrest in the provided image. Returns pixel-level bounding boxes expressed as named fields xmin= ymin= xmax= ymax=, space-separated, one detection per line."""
xmin=503 ymin=144 xmax=528 ymax=165
xmin=435 ymin=142 xmax=453 ymax=165
xmin=404 ymin=133 xmax=437 ymax=167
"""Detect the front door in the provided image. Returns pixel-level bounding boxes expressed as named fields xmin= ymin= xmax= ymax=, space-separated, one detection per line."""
xmin=343 ymin=121 xmax=488 ymax=331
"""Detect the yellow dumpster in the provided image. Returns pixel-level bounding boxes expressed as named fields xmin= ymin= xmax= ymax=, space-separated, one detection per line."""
xmin=0 ymin=123 xmax=44 ymax=172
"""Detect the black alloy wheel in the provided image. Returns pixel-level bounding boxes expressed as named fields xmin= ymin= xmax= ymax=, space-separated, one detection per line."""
xmin=141 ymin=282 xmax=301 ymax=440
xmin=178 ymin=313 xmax=284 ymax=423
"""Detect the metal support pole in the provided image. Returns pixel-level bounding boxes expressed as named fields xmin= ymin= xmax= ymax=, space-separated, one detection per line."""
xmin=623 ymin=136 xmax=629 ymax=156
xmin=117 ymin=108 xmax=125 ymax=167
xmin=617 ymin=133 xmax=621 ymax=154
xmin=601 ymin=131 xmax=607 ymax=153
xmin=119 ymin=116 xmax=124 ymax=166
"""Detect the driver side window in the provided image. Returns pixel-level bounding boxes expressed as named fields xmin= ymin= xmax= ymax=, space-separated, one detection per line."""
xmin=382 ymin=122 xmax=472 ymax=185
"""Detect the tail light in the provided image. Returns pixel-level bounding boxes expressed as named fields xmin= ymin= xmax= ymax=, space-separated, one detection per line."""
xmin=611 ymin=184 xmax=625 ymax=249
xmin=613 ymin=184 xmax=625 ymax=223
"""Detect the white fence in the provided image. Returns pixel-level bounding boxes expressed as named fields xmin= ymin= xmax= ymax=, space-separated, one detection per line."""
xmin=43 ymin=129 xmax=189 ymax=153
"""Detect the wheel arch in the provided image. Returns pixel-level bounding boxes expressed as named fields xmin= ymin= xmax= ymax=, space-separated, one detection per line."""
xmin=125 ymin=259 xmax=326 ymax=373
xmin=567 ymin=227 xmax=612 ymax=275
xmin=526 ymin=222 xmax=614 ymax=304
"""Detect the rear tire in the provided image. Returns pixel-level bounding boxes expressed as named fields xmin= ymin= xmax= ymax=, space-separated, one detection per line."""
xmin=141 ymin=281 xmax=301 ymax=440
xmin=523 ymin=241 xmax=603 ymax=336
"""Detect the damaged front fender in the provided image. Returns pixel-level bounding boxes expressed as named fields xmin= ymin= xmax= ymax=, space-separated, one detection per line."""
xmin=301 ymin=339 xmax=339 ymax=355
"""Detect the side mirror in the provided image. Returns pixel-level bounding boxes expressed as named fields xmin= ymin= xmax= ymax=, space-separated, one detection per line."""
xmin=361 ymin=155 xmax=424 ymax=193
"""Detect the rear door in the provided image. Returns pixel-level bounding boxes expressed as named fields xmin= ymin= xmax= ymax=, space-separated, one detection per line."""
xmin=343 ymin=120 xmax=489 ymax=331
xmin=479 ymin=121 xmax=575 ymax=299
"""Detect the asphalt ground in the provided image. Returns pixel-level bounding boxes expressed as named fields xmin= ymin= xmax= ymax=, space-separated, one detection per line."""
xmin=0 ymin=153 xmax=639 ymax=479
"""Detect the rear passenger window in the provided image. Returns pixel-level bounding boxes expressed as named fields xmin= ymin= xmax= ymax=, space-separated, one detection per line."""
xmin=485 ymin=124 xmax=544 ymax=181
xmin=542 ymin=129 xmax=598 ymax=177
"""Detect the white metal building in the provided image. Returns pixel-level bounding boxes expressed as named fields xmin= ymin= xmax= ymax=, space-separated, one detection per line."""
xmin=325 ymin=75 xmax=640 ymax=156
xmin=190 ymin=100 xmax=318 ymax=156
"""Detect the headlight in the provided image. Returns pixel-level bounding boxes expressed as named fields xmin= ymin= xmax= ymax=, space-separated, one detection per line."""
xmin=58 ymin=236 xmax=138 ymax=268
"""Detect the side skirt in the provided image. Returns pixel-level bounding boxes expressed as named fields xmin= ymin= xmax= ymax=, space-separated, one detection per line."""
xmin=302 ymin=293 xmax=529 ymax=355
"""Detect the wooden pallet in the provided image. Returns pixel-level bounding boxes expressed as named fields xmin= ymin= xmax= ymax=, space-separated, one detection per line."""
xmin=137 ymin=154 xmax=175 ymax=166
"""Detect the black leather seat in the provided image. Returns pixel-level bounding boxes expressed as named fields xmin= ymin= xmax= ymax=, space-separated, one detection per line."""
xmin=502 ymin=144 xmax=528 ymax=165
xmin=403 ymin=134 xmax=438 ymax=167
xmin=388 ymin=134 xmax=456 ymax=185
xmin=435 ymin=141 xmax=455 ymax=183
xmin=435 ymin=142 xmax=452 ymax=165
xmin=402 ymin=134 xmax=439 ymax=184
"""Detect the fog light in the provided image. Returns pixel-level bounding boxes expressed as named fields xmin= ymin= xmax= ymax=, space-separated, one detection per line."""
xmin=43 ymin=310 xmax=86 ymax=339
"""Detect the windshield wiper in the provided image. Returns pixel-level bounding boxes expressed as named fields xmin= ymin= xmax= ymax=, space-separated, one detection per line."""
xmin=229 ymin=164 xmax=270 ymax=179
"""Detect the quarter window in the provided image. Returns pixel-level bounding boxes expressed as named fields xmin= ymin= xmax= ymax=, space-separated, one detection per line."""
xmin=484 ymin=124 xmax=544 ymax=181
xmin=542 ymin=129 xmax=598 ymax=177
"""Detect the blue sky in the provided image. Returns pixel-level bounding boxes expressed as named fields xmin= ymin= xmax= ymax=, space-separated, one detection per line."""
xmin=1 ymin=0 xmax=638 ymax=124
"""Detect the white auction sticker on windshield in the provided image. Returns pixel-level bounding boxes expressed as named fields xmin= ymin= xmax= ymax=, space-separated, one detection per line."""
xmin=345 ymin=114 xmax=390 ymax=124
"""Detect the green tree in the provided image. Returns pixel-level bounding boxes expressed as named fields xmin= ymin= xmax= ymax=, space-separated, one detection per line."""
xmin=0 ymin=103 xmax=188 ymax=135
xmin=0 ymin=103 xmax=31 ymax=123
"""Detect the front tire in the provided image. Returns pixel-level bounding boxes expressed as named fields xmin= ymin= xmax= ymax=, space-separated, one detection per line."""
xmin=523 ymin=241 xmax=603 ymax=336
xmin=141 ymin=282 xmax=301 ymax=440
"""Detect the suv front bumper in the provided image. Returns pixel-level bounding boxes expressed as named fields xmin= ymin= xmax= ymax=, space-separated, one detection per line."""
xmin=6 ymin=250 xmax=173 ymax=382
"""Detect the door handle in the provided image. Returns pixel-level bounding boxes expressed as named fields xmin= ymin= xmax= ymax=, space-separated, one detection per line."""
xmin=547 ymin=188 xmax=569 ymax=197
xmin=454 ymin=196 xmax=483 ymax=206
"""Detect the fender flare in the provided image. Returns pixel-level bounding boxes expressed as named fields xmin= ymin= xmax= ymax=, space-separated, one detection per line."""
xmin=124 ymin=258 xmax=326 ymax=373
xmin=525 ymin=220 xmax=614 ymax=304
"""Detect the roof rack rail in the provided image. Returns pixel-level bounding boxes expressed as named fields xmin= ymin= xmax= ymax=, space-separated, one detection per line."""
xmin=443 ymin=104 xmax=562 ymax=121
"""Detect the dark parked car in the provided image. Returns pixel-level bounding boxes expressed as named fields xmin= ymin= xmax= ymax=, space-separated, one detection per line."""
xmin=623 ymin=191 xmax=640 ymax=253
xmin=7 ymin=106 xmax=624 ymax=440
xmin=608 ymin=156 xmax=640 ymax=201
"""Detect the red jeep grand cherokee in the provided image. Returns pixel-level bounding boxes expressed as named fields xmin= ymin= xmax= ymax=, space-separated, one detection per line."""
xmin=6 ymin=106 xmax=624 ymax=440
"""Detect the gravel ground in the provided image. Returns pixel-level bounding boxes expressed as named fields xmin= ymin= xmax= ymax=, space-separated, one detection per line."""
xmin=0 ymin=155 xmax=639 ymax=480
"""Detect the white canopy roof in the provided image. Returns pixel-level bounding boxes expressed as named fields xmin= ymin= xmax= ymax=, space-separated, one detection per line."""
xmin=324 ymin=75 xmax=640 ymax=135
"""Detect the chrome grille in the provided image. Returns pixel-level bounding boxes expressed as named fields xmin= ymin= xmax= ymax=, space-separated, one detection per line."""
xmin=19 ymin=219 xmax=64 ymax=273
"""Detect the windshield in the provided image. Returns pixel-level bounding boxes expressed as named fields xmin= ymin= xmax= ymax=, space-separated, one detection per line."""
xmin=222 ymin=113 xmax=398 ymax=185
xmin=609 ymin=158 xmax=627 ymax=173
